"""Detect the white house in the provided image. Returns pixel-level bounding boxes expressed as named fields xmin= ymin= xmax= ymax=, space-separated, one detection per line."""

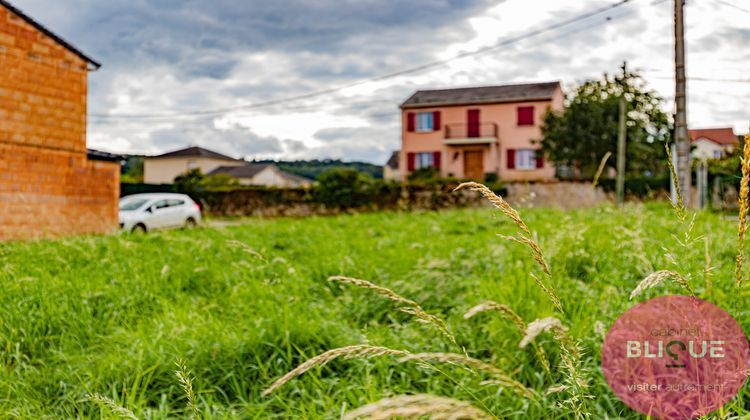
xmin=209 ymin=164 xmax=312 ymax=188
xmin=689 ymin=128 xmax=739 ymax=160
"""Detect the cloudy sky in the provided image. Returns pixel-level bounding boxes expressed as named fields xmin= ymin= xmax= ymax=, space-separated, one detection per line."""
xmin=13 ymin=0 xmax=750 ymax=163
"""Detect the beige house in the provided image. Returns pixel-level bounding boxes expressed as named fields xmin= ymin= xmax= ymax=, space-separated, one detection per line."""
xmin=143 ymin=146 xmax=244 ymax=184
xmin=209 ymin=164 xmax=312 ymax=188
xmin=383 ymin=151 xmax=401 ymax=181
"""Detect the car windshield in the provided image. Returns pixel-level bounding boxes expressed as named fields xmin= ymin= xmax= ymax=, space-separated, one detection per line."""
xmin=119 ymin=198 xmax=149 ymax=211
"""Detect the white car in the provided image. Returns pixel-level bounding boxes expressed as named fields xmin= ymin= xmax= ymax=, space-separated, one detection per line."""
xmin=119 ymin=193 xmax=202 ymax=233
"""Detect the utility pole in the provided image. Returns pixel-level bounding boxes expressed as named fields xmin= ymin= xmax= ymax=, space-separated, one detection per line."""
xmin=616 ymin=61 xmax=627 ymax=206
xmin=674 ymin=0 xmax=691 ymax=207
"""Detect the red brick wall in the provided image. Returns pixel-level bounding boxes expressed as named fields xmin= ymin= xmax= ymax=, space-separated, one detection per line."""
xmin=0 ymin=4 xmax=119 ymax=240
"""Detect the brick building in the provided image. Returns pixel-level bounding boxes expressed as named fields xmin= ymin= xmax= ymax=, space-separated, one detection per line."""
xmin=0 ymin=0 xmax=120 ymax=240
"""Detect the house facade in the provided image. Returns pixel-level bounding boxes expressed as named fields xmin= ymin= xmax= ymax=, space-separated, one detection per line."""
xmin=689 ymin=127 xmax=738 ymax=160
xmin=399 ymin=82 xmax=563 ymax=181
xmin=0 ymin=0 xmax=120 ymax=240
xmin=209 ymin=164 xmax=312 ymax=188
xmin=143 ymin=146 xmax=245 ymax=184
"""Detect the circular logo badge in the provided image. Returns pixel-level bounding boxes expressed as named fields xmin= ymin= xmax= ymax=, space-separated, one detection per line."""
xmin=602 ymin=295 xmax=750 ymax=419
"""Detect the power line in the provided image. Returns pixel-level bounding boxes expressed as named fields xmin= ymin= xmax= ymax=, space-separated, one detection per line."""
xmin=649 ymin=75 xmax=750 ymax=83
xmin=88 ymin=97 xmax=401 ymax=126
xmin=91 ymin=3 xmax=643 ymax=130
xmin=715 ymin=0 xmax=750 ymax=14
xmin=90 ymin=0 xmax=643 ymax=121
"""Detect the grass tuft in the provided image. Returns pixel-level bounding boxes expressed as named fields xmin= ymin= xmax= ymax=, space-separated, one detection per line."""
xmin=454 ymin=182 xmax=563 ymax=313
xmin=398 ymin=352 xmax=536 ymax=399
xmin=328 ymin=276 xmax=458 ymax=346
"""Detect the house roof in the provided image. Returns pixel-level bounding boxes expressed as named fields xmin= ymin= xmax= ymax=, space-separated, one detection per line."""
xmin=385 ymin=151 xmax=399 ymax=169
xmin=278 ymin=170 xmax=313 ymax=185
xmin=150 ymin=146 xmax=240 ymax=161
xmin=400 ymin=81 xmax=561 ymax=109
xmin=688 ymin=128 xmax=738 ymax=146
xmin=0 ymin=0 xmax=101 ymax=69
xmin=208 ymin=164 xmax=272 ymax=178
xmin=209 ymin=164 xmax=313 ymax=185
xmin=86 ymin=148 xmax=122 ymax=162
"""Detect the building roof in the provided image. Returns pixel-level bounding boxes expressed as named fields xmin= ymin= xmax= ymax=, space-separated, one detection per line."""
xmin=208 ymin=164 xmax=272 ymax=178
xmin=209 ymin=164 xmax=313 ymax=185
xmin=688 ymin=128 xmax=738 ymax=146
xmin=385 ymin=151 xmax=399 ymax=169
xmin=278 ymin=170 xmax=313 ymax=185
xmin=0 ymin=0 xmax=101 ymax=69
xmin=150 ymin=146 xmax=240 ymax=161
xmin=400 ymin=81 xmax=561 ymax=109
xmin=86 ymin=148 xmax=122 ymax=162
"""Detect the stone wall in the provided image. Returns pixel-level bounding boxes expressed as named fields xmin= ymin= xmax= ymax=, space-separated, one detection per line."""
xmin=506 ymin=181 xmax=611 ymax=209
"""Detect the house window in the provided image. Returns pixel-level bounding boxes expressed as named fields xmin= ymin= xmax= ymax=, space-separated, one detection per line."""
xmin=517 ymin=106 xmax=534 ymax=126
xmin=415 ymin=152 xmax=434 ymax=169
xmin=516 ymin=149 xmax=537 ymax=170
xmin=416 ymin=112 xmax=434 ymax=132
xmin=187 ymin=160 xmax=198 ymax=170
xmin=713 ymin=150 xmax=723 ymax=159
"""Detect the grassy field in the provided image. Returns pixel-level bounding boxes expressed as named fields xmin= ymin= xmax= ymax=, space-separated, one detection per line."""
xmin=1 ymin=202 xmax=748 ymax=418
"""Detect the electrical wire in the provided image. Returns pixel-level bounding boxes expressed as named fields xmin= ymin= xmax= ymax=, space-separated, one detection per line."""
xmin=89 ymin=0 xmax=643 ymax=121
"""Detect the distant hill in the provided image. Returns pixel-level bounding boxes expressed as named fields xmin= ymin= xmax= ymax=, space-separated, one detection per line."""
xmin=251 ymin=159 xmax=383 ymax=180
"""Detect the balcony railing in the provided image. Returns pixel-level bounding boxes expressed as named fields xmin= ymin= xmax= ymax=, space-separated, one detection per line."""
xmin=444 ymin=122 xmax=498 ymax=140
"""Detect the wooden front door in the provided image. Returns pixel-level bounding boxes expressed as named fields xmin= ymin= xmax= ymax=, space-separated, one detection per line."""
xmin=464 ymin=150 xmax=484 ymax=180
xmin=467 ymin=109 xmax=480 ymax=137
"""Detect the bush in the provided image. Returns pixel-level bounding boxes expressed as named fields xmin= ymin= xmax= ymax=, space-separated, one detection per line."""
xmin=407 ymin=167 xmax=439 ymax=182
xmin=313 ymin=168 xmax=373 ymax=209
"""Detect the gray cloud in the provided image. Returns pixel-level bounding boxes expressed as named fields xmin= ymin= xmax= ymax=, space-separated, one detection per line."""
xmin=11 ymin=0 xmax=750 ymax=164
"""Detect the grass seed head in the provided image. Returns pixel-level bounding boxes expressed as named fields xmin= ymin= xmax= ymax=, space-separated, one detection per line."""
xmin=262 ymin=345 xmax=408 ymax=396
xmin=174 ymin=358 xmax=200 ymax=418
xmin=520 ymin=317 xmax=568 ymax=349
xmin=664 ymin=143 xmax=687 ymax=223
xmin=736 ymin=134 xmax=750 ymax=287
xmin=343 ymin=394 xmax=493 ymax=420
xmin=592 ymin=151 xmax=612 ymax=189
xmin=629 ymin=270 xmax=694 ymax=300
xmin=86 ymin=393 xmax=138 ymax=420
xmin=399 ymin=352 xmax=536 ymax=399
xmin=329 ymin=276 xmax=458 ymax=346
xmin=464 ymin=301 xmax=526 ymax=333
xmin=455 ymin=182 xmax=562 ymax=313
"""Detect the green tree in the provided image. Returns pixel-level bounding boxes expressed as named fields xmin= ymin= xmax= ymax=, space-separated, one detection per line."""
xmin=539 ymin=71 xmax=672 ymax=179
xmin=313 ymin=168 xmax=372 ymax=209
xmin=174 ymin=169 xmax=240 ymax=193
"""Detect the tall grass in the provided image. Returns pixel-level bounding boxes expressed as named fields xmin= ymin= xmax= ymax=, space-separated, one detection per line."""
xmin=2 ymin=166 xmax=748 ymax=417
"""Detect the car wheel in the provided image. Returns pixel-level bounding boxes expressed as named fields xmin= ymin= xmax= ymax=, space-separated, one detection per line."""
xmin=132 ymin=223 xmax=147 ymax=234
xmin=184 ymin=217 xmax=197 ymax=229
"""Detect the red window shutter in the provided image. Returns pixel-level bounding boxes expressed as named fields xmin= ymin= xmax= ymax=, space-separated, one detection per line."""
xmin=517 ymin=106 xmax=534 ymax=126
xmin=536 ymin=152 xmax=544 ymax=168
xmin=507 ymin=149 xmax=516 ymax=169
xmin=433 ymin=151 xmax=441 ymax=169
xmin=407 ymin=112 xmax=415 ymax=132
xmin=433 ymin=111 xmax=441 ymax=131
xmin=407 ymin=152 xmax=415 ymax=171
